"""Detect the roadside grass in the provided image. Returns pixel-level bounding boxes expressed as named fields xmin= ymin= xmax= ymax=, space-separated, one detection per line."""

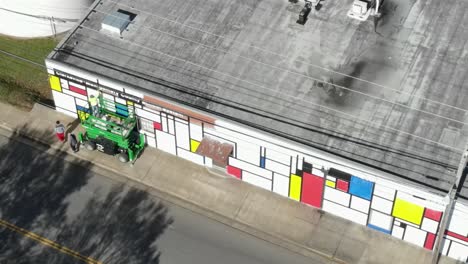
xmin=0 ymin=36 xmax=58 ymax=109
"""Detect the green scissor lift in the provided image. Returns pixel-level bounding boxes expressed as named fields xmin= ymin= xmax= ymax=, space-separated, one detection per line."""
xmin=78 ymin=94 xmax=145 ymax=164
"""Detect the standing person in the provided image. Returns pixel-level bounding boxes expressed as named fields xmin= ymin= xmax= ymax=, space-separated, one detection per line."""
xmin=69 ymin=133 xmax=79 ymax=152
xmin=55 ymin=121 xmax=66 ymax=142
xmin=89 ymin=94 xmax=99 ymax=116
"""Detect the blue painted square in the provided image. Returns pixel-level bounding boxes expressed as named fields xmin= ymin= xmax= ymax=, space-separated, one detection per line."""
xmin=116 ymin=108 xmax=129 ymax=117
xmin=367 ymin=224 xmax=390 ymax=234
xmin=260 ymin=157 xmax=266 ymax=168
xmin=115 ymin=103 xmax=128 ymax=111
xmin=76 ymin=105 xmax=90 ymax=113
xmin=349 ymin=176 xmax=374 ymax=200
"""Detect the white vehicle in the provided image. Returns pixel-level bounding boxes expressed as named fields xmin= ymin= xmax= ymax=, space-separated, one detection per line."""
xmin=347 ymin=0 xmax=383 ymax=21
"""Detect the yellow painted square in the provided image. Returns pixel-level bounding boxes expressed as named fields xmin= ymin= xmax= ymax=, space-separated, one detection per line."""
xmin=49 ymin=75 xmax=61 ymax=92
xmin=190 ymin=139 xmax=200 ymax=152
xmin=78 ymin=110 xmax=90 ymax=121
xmin=326 ymin=180 xmax=336 ymax=188
xmin=392 ymin=198 xmax=424 ymax=225
xmin=289 ymin=174 xmax=302 ymax=201
xmin=127 ymin=101 xmax=134 ymax=106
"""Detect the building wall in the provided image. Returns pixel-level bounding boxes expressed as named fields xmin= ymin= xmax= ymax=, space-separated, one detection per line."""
xmin=46 ymin=65 xmax=468 ymax=262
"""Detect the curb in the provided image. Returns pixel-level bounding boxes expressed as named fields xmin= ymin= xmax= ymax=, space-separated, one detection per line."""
xmin=0 ymin=122 xmax=344 ymax=263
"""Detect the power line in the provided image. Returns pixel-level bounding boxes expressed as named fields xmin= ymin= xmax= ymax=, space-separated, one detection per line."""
xmin=55 ymin=41 xmax=459 ymax=178
xmin=61 ymin=35 xmax=460 ymax=170
xmin=44 ymin=31 xmax=460 ymax=189
xmin=74 ymin=0 xmax=468 ymax=116
xmin=0 ymin=7 xmax=80 ymax=22
xmin=85 ymin=7 xmax=468 ymax=126
xmin=0 ymin=45 xmax=457 ymax=197
xmin=107 ymin=0 xmax=468 ymax=114
xmin=66 ymin=7 xmax=468 ymax=156
xmin=0 ymin=11 xmax=457 ymax=194
xmin=75 ymin=24 xmax=465 ymax=153
xmin=64 ymin=30 xmax=461 ymax=169
xmin=4 ymin=2 xmax=90 ymax=12
xmin=55 ymin=1 xmax=468 ymax=162
xmin=35 ymin=2 xmax=460 ymax=183
xmin=0 ymin=33 xmax=463 ymax=197
xmin=208 ymin=116 xmax=455 ymax=174
xmin=0 ymin=42 xmax=52 ymax=64
xmin=55 ymin=46 xmax=457 ymax=191
xmin=0 ymin=49 xmax=46 ymax=68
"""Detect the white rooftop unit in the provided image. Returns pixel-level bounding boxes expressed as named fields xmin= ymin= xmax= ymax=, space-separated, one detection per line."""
xmin=101 ymin=10 xmax=134 ymax=35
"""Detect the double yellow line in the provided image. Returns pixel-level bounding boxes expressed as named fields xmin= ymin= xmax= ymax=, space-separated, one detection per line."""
xmin=0 ymin=219 xmax=102 ymax=264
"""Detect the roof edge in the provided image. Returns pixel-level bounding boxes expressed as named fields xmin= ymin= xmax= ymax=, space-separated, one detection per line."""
xmin=44 ymin=59 xmax=450 ymax=200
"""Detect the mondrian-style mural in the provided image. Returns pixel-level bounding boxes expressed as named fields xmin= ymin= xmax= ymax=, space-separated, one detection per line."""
xmin=49 ymin=71 xmax=468 ymax=262
xmin=49 ymin=71 xmax=214 ymax=168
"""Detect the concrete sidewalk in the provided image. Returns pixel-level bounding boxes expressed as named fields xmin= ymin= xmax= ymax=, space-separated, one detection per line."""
xmin=0 ymin=102 xmax=460 ymax=264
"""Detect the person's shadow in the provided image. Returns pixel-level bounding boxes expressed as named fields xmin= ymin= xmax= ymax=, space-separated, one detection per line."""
xmin=65 ymin=118 xmax=81 ymax=143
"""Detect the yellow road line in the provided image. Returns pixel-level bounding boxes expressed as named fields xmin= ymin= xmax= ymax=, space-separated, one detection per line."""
xmin=0 ymin=219 xmax=103 ymax=264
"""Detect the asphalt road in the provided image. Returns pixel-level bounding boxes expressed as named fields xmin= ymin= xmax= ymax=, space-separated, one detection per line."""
xmin=0 ymin=132 xmax=327 ymax=264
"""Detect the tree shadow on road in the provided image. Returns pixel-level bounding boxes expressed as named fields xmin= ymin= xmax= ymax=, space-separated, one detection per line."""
xmin=0 ymin=125 xmax=173 ymax=264
xmin=0 ymin=125 xmax=92 ymax=263
xmin=50 ymin=185 xmax=173 ymax=264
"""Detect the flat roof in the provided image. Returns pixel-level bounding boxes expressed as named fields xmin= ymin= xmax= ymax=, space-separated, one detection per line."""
xmin=49 ymin=0 xmax=468 ymax=198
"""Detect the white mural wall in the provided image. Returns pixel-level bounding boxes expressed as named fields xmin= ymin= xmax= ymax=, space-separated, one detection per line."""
xmin=46 ymin=61 xmax=468 ymax=262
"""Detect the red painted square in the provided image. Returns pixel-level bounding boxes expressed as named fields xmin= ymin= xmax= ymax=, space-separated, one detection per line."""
xmin=227 ymin=165 xmax=242 ymax=179
xmin=424 ymin=233 xmax=436 ymax=250
xmin=446 ymin=231 xmax=468 ymax=242
xmin=301 ymin=172 xmax=324 ymax=208
xmin=336 ymin=179 xmax=349 ymax=192
xmin=69 ymin=85 xmax=87 ymax=96
xmin=424 ymin=208 xmax=442 ymax=222
xmin=153 ymin=122 xmax=162 ymax=130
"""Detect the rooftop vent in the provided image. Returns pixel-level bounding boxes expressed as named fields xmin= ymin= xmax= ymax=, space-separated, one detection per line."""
xmin=101 ymin=9 xmax=136 ymax=35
